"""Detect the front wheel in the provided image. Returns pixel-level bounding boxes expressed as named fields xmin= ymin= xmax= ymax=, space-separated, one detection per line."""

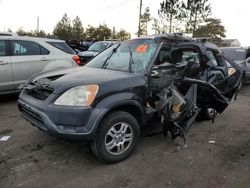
xmin=91 ymin=111 xmax=140 ymax=163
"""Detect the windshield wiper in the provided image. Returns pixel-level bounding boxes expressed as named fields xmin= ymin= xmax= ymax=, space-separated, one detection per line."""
xmin=128 ymin=45 xmax=135 ymax=73
xmin=102 ymin=43 xmax=121 ymax=69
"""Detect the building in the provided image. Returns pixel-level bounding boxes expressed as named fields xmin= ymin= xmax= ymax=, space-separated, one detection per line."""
xmin=220 ymin=39 xmax=241 ymax=47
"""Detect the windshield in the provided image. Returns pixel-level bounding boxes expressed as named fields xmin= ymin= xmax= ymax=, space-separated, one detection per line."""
xmin=88 ymin=42 xmax=110 ymax=52
xmin=85 ymin=39 xmax=158 ymax=72
xmin=220 ymin=48 xmax=247 ymax=61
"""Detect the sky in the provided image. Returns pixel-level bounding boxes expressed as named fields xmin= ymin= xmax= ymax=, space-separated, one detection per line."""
xmin=0 ymin=0 xmax=250 ymax=45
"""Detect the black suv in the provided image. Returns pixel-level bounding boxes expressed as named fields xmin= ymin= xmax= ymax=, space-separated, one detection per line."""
xmin=18 ymin=34 xmax=243 ymax=163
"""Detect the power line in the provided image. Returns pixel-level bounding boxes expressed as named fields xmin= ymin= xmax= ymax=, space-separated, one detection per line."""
xmin=98 ymin=0 xmax=134 ymax=12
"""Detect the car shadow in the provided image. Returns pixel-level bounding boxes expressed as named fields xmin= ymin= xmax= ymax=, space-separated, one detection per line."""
xmin=239 ymin=83 xmax=250 ymax=96
xmin=0 ymin=93 xmax=19 ymax=103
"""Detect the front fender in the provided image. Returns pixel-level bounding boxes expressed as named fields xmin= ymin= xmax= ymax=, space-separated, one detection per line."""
xmin=93 ymin=92 xmax=146 ymax=127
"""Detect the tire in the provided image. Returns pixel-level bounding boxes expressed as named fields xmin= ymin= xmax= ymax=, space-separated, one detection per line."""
xmin=201 ymin=108 xmax=217 ymax=120
xmin=91 ymin=111 xmax=140 ymax=163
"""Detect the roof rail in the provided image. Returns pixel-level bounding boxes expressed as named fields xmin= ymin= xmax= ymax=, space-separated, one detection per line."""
xmin=0 ymin=32 xmax=18 ymax=37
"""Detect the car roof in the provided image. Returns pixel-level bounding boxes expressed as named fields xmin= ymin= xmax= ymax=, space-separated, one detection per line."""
xmin=137 ymin=34 xmax=194 ymax=43
xmin=131 ymin=34 xmax=221 ymax=51
xmin=0 ymin=35 xmax=65 ymax=42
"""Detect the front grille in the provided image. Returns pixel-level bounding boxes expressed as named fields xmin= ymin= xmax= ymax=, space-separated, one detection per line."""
xmin=19 ymin=104 xmax=46 ymax=130
xmin=26 ymin=87 xmax=53 ymax=100
xmin=25 ymin=77 xmax=56 ymax=100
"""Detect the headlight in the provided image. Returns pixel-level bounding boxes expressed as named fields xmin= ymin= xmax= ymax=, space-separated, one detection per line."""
xmin=54 ymin=85 xmax=99 ymax=106
xmin=228 ymin=67 xmax=236 ymax=76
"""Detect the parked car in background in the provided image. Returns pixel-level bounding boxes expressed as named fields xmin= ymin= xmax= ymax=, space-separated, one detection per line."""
xmin=80 ymin=41 xmax=95 ymax=50
xmin=78 ymin=41 xmax=117 ymax=65
xmin=66 ymin=40 xmax=95 ymax=54
xmin=220 ymin=47 xmax=250 ymax=82
xmin=0 ymin=36 xmax=80 ymax=95
xmin=18 ymin=34 xmax=242 ymax=163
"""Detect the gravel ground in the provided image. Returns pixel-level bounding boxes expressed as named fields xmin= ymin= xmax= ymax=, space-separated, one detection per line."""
xmin=0 ymin=85 xmax=250 ymax=188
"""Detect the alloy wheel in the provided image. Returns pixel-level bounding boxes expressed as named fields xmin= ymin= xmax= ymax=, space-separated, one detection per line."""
xmin=104 ymin=122 xmax=133 ymax=156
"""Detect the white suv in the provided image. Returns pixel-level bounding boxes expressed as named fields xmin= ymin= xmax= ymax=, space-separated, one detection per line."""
xmin=0 ymin=36 xmax=80 ymax=94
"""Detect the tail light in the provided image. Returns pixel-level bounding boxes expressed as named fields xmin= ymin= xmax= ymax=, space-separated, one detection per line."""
xmin=72 ymin=55 xmax=81 ymax=65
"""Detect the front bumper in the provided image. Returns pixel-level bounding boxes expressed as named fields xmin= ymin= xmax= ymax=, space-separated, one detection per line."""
xmin=18 ymin=91 xmax=107 ymax=140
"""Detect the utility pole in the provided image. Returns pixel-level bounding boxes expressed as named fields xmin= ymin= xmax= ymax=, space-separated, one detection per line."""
xmin=137 ymin=0 xmax=142 ymax=37
xmin=37 ymin=16 xmax=39 ymax=33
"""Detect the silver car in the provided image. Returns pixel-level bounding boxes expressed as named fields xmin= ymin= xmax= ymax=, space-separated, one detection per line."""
xmin=220 ymin=47 xmax=250 ymax=82
xmin=0 ymin=36 xmax=80 ymax=94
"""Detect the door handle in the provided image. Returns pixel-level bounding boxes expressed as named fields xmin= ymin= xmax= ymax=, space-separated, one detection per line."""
xmin=0 ymin=61 xmax=8 ymax=65
xmin=40 ymin=58 xmax=48 ymax=61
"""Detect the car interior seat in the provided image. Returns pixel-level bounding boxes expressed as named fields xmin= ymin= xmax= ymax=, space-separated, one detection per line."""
xmin=182 ymin=60 xmax=200 ymax=78
xmin=171 ymin=50 xmax=183 ymax=64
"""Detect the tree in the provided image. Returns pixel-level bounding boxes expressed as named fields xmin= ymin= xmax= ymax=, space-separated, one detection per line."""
xmin=85 ymin=25 xmax=96 ymax=40
xmin=33 ymin=30 xmax=47 ymax=37
xmin=183 ymin=0 xmax=211 ymax=36
xmin=115 ymin=29 xmax=131 ymax=40
xmin=193 ymin=18 xmax=226 ymax=45
xmin=72 ymin=16 xmax=85 ymax=40
xmin=139 ymin=7 xmax=151 ymax=36
xmin=152 ymin=0 xmax=185 ymax=34
xmin=151 ymin=17 xmax=162 ymax=35
xmin=96 ymin=24 xmax=112 ymax=40
xmin=85 ymin=24 xmax=111 ymax=41
xmin=16 ymin=28 xmax=27 ymax=36
xmin=159 ymin=0 xmax=183 ymax=33
xmin=53 ymin=13 xmax=72 ymax=40
xmin=16 ymin=28 xmax=49 ymax=37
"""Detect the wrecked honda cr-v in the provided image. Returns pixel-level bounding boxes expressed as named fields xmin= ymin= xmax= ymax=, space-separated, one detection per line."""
xmin=18 ymin=34 xmax=243 ymax=163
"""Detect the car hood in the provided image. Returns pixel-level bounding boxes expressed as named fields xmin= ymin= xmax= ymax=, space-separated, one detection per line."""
xmin=234 ymin=60 xmax=244 ymax=64
xmin=78 ymin=51 xmax=99 ymax=57
xmin=30 ymin=67 xmax=145 ymax=94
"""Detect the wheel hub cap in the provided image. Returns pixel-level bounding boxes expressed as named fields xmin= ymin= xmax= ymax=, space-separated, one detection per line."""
xmin=105 ymin=122 xmax=133 ymax=155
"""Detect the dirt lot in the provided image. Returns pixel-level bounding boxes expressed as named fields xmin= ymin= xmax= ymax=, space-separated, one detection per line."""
xmin=0 ymin=85 xmax=250 ymax=188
